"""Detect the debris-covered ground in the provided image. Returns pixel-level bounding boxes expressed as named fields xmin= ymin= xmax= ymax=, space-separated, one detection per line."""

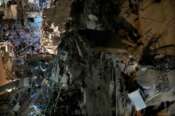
xmin=0 ymin=0 xmax=175 ymax=116
xmin=43 ymin=0 xmax=175 ymax=116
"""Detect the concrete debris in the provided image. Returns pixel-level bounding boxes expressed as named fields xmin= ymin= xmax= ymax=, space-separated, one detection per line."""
xmin=0 ymin=0 xmax=174 ymax=116
xmin=0 ymin=2 xmax=55 ymax=114
xmin=136 ymin=67 xmax=175 ymax=107
xmin=45 ymin=31 xmax=135 ymax=116
xmin=43 ymin=0 xmax=175 ymax=116
xmin=41 ymin=22 xmax=62 ymax=55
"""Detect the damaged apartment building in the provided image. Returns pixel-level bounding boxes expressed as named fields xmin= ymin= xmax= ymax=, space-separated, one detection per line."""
xmin=0 ymin=0 xmax=175 ymax=116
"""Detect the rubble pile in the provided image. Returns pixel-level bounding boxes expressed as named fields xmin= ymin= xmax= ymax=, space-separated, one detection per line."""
xmin=44 ymin=0 xmax=175 ymax=116
xmin=44 ymin=0 xmax=136 ymax=116
xmin=0 ymin=1 xmax=55 ymax=115
xmin=46 ymin=33 xmax=175 ymax=115
xmin=8 ymin=56 xmax=52 ymax=115
xmin=46 ymin=31 xmax=134 ymax=116
xmin=0 ymin=0 xmax=174 ymax=116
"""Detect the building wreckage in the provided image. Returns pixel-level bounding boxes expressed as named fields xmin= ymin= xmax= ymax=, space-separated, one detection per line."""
xmin=0 ymin=0 xmax=174 ymax=116
xmin=43 ymin=0 xmax=175 ymax=116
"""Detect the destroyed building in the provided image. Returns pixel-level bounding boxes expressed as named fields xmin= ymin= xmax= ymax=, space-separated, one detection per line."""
xmin=0 ymin=0 xmax=175 ymax=116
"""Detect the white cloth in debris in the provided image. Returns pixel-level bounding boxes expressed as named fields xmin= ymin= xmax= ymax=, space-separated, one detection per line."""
xmin=128 ymin=89 xmax=146 ymax=111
